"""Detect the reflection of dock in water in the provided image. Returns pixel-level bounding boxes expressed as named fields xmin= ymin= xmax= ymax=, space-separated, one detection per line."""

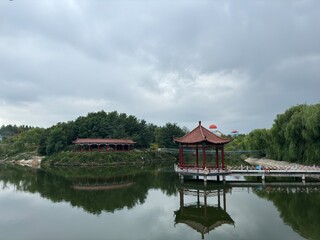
xmin=228 ymin=182 xmax=320 ymax=194
xmin=174 ymin=186 xmax=234 ymax=239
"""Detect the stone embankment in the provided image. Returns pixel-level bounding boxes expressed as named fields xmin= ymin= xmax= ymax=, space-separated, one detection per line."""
xmin=13 ymin=156 xmax=43 ymax=168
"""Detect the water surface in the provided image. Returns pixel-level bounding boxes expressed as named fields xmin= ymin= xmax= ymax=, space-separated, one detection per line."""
xmin=0 ymin=165 xmax=319 ymax=240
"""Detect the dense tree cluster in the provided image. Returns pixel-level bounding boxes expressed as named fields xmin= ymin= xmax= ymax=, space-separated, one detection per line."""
xmin=227 ymin=104 xmax=320 ymax=164
xmin=268 ymin=104 xmax=320 ymax=163
xmin=0 ymin=124 xmax=33 ymax=138
xmin=0 ymin=111 xmax=187 ymax=157
xmin=0 ymin=125 xmax=44 ymax=156
xmin=36 ymin=111 xmax=187 ymax=155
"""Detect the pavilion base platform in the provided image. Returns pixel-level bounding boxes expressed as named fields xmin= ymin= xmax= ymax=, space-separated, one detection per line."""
xmin=175 ymin=164 xmax=231 ymax=184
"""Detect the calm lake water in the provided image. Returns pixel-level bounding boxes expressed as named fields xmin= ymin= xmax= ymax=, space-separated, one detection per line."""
xmin=0 ymin=164 xmax=319 ymax=240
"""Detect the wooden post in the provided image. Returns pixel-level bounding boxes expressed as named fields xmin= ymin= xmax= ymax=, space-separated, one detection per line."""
xmin=196 ymin=146 xmax=199 ymax=167
xmin=216 ymin=147 xmax=219 ymax=169
xmin=221 ymin=146 xmax=225 ymax=169
xmin=179 ymin=144 xmax=184 ymax=167
xmin=202 ymin=145 xmax=206 ymax=169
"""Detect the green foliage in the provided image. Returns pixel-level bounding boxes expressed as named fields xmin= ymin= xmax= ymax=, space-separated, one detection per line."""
xmin=225 ymin=134 xmax=248 ymax=151
xmin=1 ymin=110 xmax=188 ymax=157
xmin=268 ymin=104 xmax=320 ymax=164
xmin=0 ymin=127 xmax=44 ymax=158
xmin=41 ymin=150 xmax=177 ymax=166
xmin=225 ymin=103 xmax=320 ymax=164
xmin=0 ymin=124 xmax=20 ymax=138
xmin=150 ymin=143 xmax=159 ymax=151
xmin=37 ymin=111 xmax=160 ymax=155
xmin=155 ymin=123 xmax=187 ymax=148
xmin=246 ymin=129 xmax=270 ymax=155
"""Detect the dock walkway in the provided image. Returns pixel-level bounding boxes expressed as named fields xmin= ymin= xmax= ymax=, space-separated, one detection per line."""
xmin=175 ymin=164 xmax=320 ymax=182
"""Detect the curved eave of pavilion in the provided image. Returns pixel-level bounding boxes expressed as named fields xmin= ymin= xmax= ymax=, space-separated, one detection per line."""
xmin=173 ymin=139 xmax=231 ymax=145
xmin=173 ymin=121 xmax=231 ymax=146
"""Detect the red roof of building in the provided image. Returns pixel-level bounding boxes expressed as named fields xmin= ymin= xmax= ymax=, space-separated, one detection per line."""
xmin=173 ymin=121 xmax=231 ymax=145
xmin=73 ymin=138 xmax=135 ymax=145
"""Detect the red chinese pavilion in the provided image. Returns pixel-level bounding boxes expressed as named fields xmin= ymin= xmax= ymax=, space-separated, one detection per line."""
xmin=173 ymin=121 xmax=231 ymax=180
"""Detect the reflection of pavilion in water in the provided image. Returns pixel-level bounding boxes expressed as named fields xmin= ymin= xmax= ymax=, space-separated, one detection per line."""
xmin=72 ymin=175 xmax=135 ymax=191
xmin=174 ymin=186 xmax=234 ymax=239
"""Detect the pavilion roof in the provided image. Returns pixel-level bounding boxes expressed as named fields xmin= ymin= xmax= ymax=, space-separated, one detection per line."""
xmin=173 ymin=121 xmax=231 ymax=145
xmin=72 ymin=138 xmax=135 ymax=145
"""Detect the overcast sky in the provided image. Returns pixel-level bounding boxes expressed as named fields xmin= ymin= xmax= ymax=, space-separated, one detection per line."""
xmin=1 ymin=0 xmax=319 ymax=133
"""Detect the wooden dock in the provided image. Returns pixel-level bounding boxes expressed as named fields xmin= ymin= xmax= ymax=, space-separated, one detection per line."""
xmin=175 ymin=164 xmax=320 ymax=182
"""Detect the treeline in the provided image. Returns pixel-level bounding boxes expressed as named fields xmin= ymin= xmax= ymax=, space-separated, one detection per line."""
xmin=0 ymin=124 xmax=33 ymax=137
xmin=227 ymin=103 xmax=320 ymax=164
xmin=0 ymin=111 xmax=186 ymax=157
xmin=0 ymin=125 xmax=43 ymax=157
xmin=2 ymin=104 xmax=320 ymax=164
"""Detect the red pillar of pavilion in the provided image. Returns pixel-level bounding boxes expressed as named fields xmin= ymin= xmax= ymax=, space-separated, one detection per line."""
xmin=202 ymin=145 xmax=206 ymax=169
xmin=221 ymin=146 xmax=225 ymax=169
xmin=196 ymin=146 xmax=199 ymax=167
xmin=215 ymin=147 xmax=219 ymax=168
xmin=179 ymin=144 xmax=184 ymax=167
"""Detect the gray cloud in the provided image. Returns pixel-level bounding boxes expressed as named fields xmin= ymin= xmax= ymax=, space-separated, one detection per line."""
xmin=0 ymin=0 xmax=319 ymax=133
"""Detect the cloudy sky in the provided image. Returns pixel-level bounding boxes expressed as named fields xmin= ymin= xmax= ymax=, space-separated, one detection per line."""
xmin=1 ymin=0 xmax=319 ymax=133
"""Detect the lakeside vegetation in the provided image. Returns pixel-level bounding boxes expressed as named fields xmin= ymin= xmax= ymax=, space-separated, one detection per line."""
xmin=0 ymin=111 xmax=186 ymax=158
xmin=41 ymin=151 xmax=177 ymax=167
xmin=226 ymin=103 xmax=320 ymax=164
xmin=1 ymin=103 xmax=320 ymax=165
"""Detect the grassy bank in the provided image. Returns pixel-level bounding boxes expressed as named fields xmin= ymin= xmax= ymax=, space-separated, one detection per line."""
xmin=41 ymin=150 xmax=178 ymax=167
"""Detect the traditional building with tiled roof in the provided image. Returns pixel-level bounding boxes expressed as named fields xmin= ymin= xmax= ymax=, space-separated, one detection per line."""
xmin=73 ymin=138 xmax=135 ymax=152
xmin=173 ymin=121 xmax=231 ymax=145
xmin=173 ymin=121 xmax=231 ymax=180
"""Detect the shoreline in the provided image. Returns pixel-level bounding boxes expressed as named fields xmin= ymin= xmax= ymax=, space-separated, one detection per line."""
xmin=244 ymin=157 xmax=311 ymax=167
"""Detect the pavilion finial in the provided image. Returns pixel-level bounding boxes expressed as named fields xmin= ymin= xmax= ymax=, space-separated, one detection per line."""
xmin=199 ymin=121 xmax=201 ymax=126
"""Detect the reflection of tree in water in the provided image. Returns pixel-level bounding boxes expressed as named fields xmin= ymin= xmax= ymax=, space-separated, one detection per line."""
xmin=254 ymin=185 xmax=320 ymax=240
xmin=0 ymin=164 xmax=178 ymax=215
xmin=174 ymin=185 xmax=234 ymax=239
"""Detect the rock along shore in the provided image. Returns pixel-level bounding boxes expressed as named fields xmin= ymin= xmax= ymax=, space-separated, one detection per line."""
xmin=13 ymin=156 xmax=44 ymax=168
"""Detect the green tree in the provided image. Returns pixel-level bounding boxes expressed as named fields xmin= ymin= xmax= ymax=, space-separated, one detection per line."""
xmin=247 ymin=129 xmax=270 ymax=154
xmin=155 ymin=123 xmax=187 ymax=148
